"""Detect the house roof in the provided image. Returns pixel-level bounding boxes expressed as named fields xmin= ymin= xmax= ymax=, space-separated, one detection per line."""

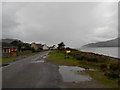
xmin=2 ymin=42 xmax=17 ymax=48
xmin=36 ymin=44 xmax=42 ymax=48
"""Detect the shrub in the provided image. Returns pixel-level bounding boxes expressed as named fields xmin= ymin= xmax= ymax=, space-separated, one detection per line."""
xmin=31 ymin=47 xmax=36 ymax=52
xmin=100 ymin=64 xmax=107 ymax=71
xmin=104 ymin=71 xmax=119 ymax=79
xmin=110 ymin=63 xmax=120 ymax=71
xmin=76 ymin=56 xmax=84 ymax=60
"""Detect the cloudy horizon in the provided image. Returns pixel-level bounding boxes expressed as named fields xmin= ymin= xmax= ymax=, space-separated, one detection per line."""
xmin=2 ymin=2 xmax=118 ymax=48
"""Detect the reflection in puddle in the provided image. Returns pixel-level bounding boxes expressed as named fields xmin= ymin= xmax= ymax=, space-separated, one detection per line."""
xmin=59 ymin=66 xmax=92 ymax=83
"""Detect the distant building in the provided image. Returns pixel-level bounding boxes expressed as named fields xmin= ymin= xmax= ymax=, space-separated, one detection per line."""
xmin=31 ymin=43 xmax=48 ymax=50
xmin=31 ymin=43 xmax=40 ymax=50
xmin=31 ymin=43 xmax=38 ymax=50
xmin=42 ymin=44 xmax=49 ymax=50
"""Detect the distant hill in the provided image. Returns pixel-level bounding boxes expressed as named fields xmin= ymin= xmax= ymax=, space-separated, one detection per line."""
xmin=82 ymin=37 xmax=120 ymax=47
xmin=1 ymin=39 xmax=19 ymax=43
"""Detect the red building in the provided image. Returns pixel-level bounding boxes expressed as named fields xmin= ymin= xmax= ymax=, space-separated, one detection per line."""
xmin=2 ymin=42 xmax=17 ymax=56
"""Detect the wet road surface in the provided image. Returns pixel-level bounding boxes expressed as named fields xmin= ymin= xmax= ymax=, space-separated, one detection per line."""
xmin=2 ymin=51 xmax=63 ymax=88
xmin=2 ymin=51 xmax=105 ymax=88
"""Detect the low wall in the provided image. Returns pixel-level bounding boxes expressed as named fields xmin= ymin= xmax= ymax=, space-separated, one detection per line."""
xmin=2 ymin=50 xmax=32 ymax=58
xmin=18 ymin=50 xmax=32 ymax=55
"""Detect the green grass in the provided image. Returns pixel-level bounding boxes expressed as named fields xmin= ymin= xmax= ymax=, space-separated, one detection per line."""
xmin=48 ymin=51 xmax=80 ymax=66
xmin=86 ymin=71 xmax=118 ymax=88
xmin=2 ymin=51 xmax=43 ymax=63
xmin=48 ymin=51 xmax=105 ymax=69
xmin=47 ymin=51 xmax=118 ymax=88
xmin=2 ymin=56 xmax=18 ymax=63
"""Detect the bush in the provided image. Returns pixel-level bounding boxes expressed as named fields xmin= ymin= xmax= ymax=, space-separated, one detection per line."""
xmin=104 ymin=72 xmax=119 ymax=79
xmin=31 ymin=47 xmax=36 ymax=52
xmin=110 ymin=63 xmax=120 ymax=71
xmin=100 ymin=64 xmax=107 ymax=71
xmin=76 ymin=56 xmax=84 ymax=60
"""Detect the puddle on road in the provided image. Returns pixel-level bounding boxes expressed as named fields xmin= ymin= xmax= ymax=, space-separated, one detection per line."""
xmin=42 ymin=54 xmax=49 ymax=59
xmin=42 ymin=55 xmax=47 ymax=59
xmin=31 ymin=59 xmax=45 ymax=63
xmin=31 ymin=54 xmax=49 ymax=63
xmin=59 ymin=66 xmax=92 ymax=83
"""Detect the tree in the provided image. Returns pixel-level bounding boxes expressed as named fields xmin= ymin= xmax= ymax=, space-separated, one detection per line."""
xmin=31 ymin=47 xmax=36 ymax=52
xmin=11 ymin=40 xmax=23 ymax=52
xmin=11 ymin=40 xmax=32 ymax=51
xmin=66 ymin=47 xmax=72 ymax=50
xmin=22 ymin=43 xmax=31 ymax=51
xmin=58 ymin=42 xmax=65 ymax=50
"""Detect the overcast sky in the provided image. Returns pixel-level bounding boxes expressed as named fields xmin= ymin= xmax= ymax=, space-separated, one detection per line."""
xmin=2 ymin=2 xmax=118 ymax=48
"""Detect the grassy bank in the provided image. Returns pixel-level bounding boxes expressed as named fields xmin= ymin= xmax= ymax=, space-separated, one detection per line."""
xmin=86 ymin=70 xmax=118 ymax=88
xmin=47 ymin=50 xmax=119 ymax=88
xmin=48 ymin=51 xmax=79 ymax=66
xmin=2 ymin=51 xmax=43 ymax=63
xmin=48 ymin=51 xmax=116 ymax=69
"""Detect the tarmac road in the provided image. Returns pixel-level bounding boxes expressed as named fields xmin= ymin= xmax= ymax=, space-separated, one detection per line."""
xmin=2 ymin=51 xmax=63 ymax=88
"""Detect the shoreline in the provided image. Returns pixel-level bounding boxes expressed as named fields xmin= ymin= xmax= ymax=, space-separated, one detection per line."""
xmin=80 ymin=47 xmax=119 ymax=60
xmin=79 ymin=50 xmax=120 ymax=62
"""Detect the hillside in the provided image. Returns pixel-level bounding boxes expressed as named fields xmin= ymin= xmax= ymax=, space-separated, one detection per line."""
xmin=82 ymin=37 xmax=120 ymax=47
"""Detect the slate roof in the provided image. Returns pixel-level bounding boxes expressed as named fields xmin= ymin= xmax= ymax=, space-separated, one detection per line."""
xmin=2 ymin=42 xmax=17 ymax=48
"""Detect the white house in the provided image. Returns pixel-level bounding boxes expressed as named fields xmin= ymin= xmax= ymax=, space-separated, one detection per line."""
xmin=42 ymin=44 xmax=49 ymax=50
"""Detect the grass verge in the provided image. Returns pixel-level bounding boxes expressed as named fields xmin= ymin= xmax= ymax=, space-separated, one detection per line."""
xmin=2 ymin=51 xmax=43 ymax=63
xmin=86 ymin=70 xmax=118 ymax=88
xmin=47 ymin=50 xmax=118 ymax=88
xmin=48 ymin=51 xmax=80 ymax=66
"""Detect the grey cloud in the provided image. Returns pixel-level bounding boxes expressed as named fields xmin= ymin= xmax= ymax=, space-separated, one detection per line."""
xmin=2 ymin=2 xmax=118 ymax=48
xmin=0 ymin=3 xmax=1 ymax=39
xmin=2 ymin=2 xmax=27 ymax=38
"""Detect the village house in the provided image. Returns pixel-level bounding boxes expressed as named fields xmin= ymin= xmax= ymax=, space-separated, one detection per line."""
xmin=2 ymin=42 xmax=18 ymax=57
xmin=31 ymin=43 xmax=49 ymax=50
xmin=42 ymin=44 xmax=49 ymax=50
xmin=2 ymin=39 xmax=33 ymax=57
xmin=31 ymin=43 xmax=40 ymax=50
